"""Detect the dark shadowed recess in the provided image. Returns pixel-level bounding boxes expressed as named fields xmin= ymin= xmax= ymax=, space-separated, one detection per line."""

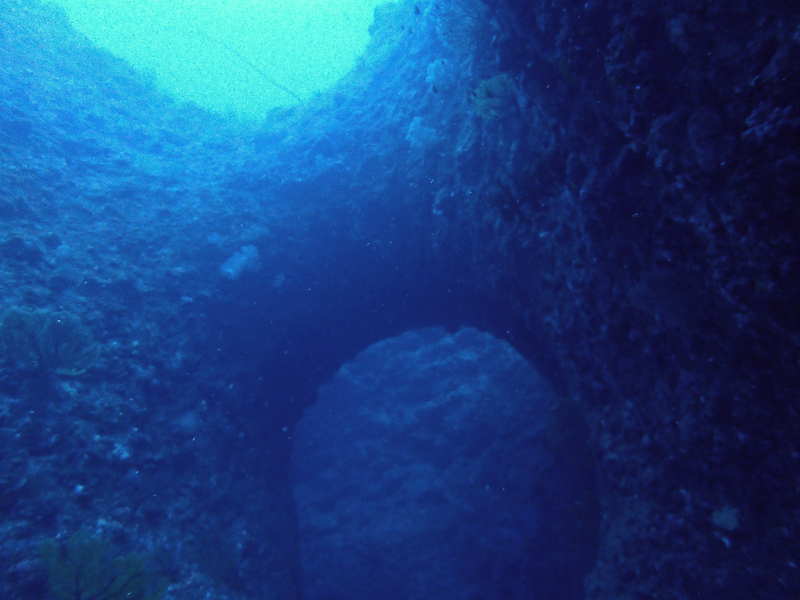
xmin=201 ymin=200 xmax=565 ymax=429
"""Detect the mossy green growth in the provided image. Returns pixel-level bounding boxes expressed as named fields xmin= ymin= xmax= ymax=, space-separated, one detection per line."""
xmin=471 ymin=73 xmax=517 ymax=119
xmin=0 ymin=307 xmax=99 ymax=375
xmin=39 ymin=532 xmax=165 ymax=600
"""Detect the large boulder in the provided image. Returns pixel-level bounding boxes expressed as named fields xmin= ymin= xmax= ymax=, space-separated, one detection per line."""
xmin=292 ymin=327 xmax=592 ymax=600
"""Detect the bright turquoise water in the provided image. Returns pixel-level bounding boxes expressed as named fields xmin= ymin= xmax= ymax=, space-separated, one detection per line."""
xmin=46 ymin=0 xmax=396 ymax=121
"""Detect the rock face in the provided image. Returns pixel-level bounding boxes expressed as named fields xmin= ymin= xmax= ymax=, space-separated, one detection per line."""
xmin=292 ymin=327 xmax=573 ymax=600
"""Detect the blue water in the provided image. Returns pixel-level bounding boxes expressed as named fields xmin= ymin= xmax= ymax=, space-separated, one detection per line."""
xmin=45 ymin=0 xmax=396 ymax=120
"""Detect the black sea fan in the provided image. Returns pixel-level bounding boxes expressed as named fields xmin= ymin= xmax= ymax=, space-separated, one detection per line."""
xmin=38 ymin=532 xmax=165 ymax=600
xmin=0 ymin=307 xmax=99 ymax=376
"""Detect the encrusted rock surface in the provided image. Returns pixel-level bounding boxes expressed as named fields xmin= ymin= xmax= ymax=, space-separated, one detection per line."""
xmin=293 ymin=327 xmax=595 ymax=600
